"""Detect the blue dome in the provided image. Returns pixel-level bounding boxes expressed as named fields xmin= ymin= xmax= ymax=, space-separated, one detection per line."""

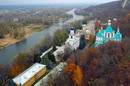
xmin=70 ymin=27 xmax=75 ymax=30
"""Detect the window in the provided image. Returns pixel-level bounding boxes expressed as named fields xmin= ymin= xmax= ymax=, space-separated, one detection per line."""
xmin=107 ymin=33 xmax=111 ymax=38
xmin=108 ymin=33 xmax=110 ymax=38
xmin=111 ymin=33 xmax=113 ymax=38
xmin=105 ymin=33 xmax=107 ymax=37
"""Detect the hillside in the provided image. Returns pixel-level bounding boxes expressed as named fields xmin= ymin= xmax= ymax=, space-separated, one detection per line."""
xmin=76 ymin=0 xmax=130 ymax=20
xmin=75 ymin=1 xmax=119 ymax=16
xmin=75 ymin=0 xmax=130 ymax=37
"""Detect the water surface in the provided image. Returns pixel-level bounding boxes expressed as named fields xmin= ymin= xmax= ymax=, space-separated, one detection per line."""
xmin=0 ymin=8 xmax=83 ymax=65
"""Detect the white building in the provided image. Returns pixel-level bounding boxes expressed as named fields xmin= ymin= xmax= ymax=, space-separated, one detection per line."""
xmin=34 ymin=62 xmax=67 ymax=86
xmin=77 ymin=21 xmax=95 ymax=39
xmin=65 ymin=27 xmax=80 ymax=50
xmin=53 ymin=27 xmax=80 ymax=61
xmin=53 ymin=45 xmax=67 ymax=62
xmin=13 ymin=63 xmax=46 ymax=86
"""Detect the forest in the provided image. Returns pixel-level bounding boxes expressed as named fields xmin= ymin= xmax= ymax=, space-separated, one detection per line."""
xmin=50 ymin=38 xmax=130 ymax=86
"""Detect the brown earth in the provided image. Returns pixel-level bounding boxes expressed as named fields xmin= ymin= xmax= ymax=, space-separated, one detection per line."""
xmin=0 ymin=24 xmax=43 ymax=50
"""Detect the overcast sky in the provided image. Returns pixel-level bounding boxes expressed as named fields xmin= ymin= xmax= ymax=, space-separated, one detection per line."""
xmin=0 ymin=0 xmax=118 ymax=5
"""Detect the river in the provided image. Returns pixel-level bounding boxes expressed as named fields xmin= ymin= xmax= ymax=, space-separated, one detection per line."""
xmin=0 ymin=8 xmax=83 ymax=65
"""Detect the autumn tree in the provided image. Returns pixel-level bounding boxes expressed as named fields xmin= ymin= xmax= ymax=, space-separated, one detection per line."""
xmin=89 ymin=34 xmax=94 ymax=45
xmin=53 ymin=29 xmax=68 ymax=46
xmin=10 ymin=28 xmax=26 ymax=39
xmin=10 ymin=52 xmax=32 ymax=77
xmin=64 ymin=59 xmax=83 ymax=86
xmin=70 ymin=20 xmax=82 ymax=30
xmin=95 ymin=21 xmax=101 ymax=29
xmin=76 ymin=38 xmax=130 ymax=85
xmin=0 ymin=65 xmax=11 ymax=85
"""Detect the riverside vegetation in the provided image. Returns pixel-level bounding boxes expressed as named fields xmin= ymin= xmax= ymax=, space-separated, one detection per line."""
xmin=0 ymin=20 xmax=83 ymax=85
xmin=0 ymin=7 xmax=73 ymax=50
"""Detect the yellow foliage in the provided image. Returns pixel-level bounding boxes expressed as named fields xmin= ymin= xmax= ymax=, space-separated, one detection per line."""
xmin=89 ymin=34 xmax=94 ymax=44
xmin=72 ymin=65 xmax=83 ymax=85
xmin=64 ymin=63 xmax=83 ymax=86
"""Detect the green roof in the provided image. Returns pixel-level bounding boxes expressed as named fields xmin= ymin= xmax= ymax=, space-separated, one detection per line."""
xmin=105 ymin=25 xmax=115 ymax=33
xmin=96 ymin=32 xmax=103 ymax=37
xmin=94 ymin=23 xmax=123 ymax=47
xmin=100 ymin=29 xmax=105 ymax=34
xmin=115 ymin=32 xmax=122 ymax=39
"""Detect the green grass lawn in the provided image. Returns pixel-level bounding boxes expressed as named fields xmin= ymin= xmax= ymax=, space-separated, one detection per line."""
xmin=32 ymin=24 xmax=52 ymax=32
xmin=32 ymin=25 xmax=46 ymax=32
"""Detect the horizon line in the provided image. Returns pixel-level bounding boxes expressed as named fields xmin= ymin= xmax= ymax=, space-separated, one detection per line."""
xmin=0 ymin=2 xmax=107 ymax=6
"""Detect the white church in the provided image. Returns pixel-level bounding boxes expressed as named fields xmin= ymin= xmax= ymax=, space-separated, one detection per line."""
xmin=65 ymin=27 xmax=80 ymax=50
xmin=53 ymin=27 xmax=80 ymax=62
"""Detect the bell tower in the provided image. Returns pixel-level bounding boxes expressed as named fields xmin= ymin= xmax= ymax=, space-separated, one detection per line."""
xmin=69 ymin=27 xmax=75 ymax=39
xmin=108 ymin=19 xmax=111 ymax=25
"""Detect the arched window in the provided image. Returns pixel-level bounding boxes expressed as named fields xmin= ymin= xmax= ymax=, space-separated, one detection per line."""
xmin=105 ymin=33 xmax=107 ymax=37
xmin=111 ymin=33 xmax=113 ymax=38
xmin=107 ymin=33 xmax=111 ymax=38
xmin=108 ymin=33 xmax=110 ymax=38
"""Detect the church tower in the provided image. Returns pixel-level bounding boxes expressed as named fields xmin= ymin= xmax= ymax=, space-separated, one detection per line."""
xmin=94 ymin=19 xmax=123 ymax=47
xmin=108 ymin=19 xmax=111 ymax=25
xmin=69 ymin=27 xmax=75 ymax=39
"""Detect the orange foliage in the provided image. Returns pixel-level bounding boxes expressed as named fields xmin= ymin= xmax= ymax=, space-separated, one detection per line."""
xmin=68 ymin=58 xmax=75 ymax=64
xmin=10 ymin=53 xmax=30 ymax=78
xmin=89 ymin=34 xmax=94 ymax=44
xmin=64 ymin=62 xmax=83 ymax=86
xmin=79 ymin=48 xmax=97 ymax=65
xmin=73 ymin=65 xmax=83 ymax=85
xmin=118 ymin=61 xmax=130 ymax=72
xmin=93 ymin=58 xmax=99 ymax=65
xmin=64 ymin=63 xmax=77 ymax=75
xmin=95 ymin=21 xmax=101 ymax=29
xmin=10 ymin=64 xmax=25 ymax=77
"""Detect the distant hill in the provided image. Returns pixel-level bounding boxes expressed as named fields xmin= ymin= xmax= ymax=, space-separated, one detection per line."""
xmin=75 ymin=0 xmax=130 ymax=22
xmin=75 ymin=0 xmax=130 ymax=37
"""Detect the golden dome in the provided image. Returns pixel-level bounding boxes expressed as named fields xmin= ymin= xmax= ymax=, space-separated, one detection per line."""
xmin=108 ymin=19 xmax=111 ymax=23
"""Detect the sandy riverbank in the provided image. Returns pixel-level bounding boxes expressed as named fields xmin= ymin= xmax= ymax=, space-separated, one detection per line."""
xmin=0 ymin=35 xmax=19 ymax=50
xmin=0 ymin=24 xmax=44 ymax=50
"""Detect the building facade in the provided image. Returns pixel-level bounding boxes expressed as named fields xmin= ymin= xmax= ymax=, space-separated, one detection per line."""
xmin=94 ymin=20 xmax=122 ymax=47
xmin=65 ymin=27 xmax=80 ymax=50
xmin=53 ymin=27 xmax=80 ymax=62
xmin=13 ymin=63 xmax=46 ymax=86
xmin=76 ymin=21 xmax=95 ymax=39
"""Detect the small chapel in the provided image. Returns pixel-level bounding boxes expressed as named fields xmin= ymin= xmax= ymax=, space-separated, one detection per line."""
xmin=65 ymin=27 xmax=80 ymax=50
xmin=94 ymin=19 xmax=122 ymax=47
